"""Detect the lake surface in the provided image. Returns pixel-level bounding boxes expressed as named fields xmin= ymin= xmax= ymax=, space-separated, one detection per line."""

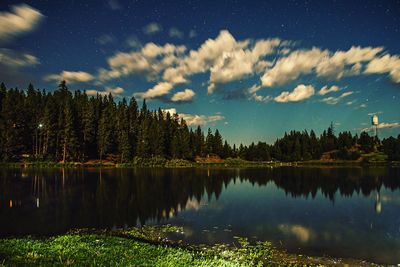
xmin=0 ymin=167 xmax=399 ymax=264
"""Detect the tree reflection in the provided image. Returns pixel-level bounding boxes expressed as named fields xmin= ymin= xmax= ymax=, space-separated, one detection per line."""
xmin=0 ymin=167 xmax=399 ymax=236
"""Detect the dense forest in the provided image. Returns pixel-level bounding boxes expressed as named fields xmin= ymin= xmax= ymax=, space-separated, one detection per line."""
xmin=0 ymin=81 xmax=399 ymax=163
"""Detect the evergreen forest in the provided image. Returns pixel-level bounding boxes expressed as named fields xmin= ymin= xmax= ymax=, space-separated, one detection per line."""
xmin=1 ymin=81 xmax=399 ymax=163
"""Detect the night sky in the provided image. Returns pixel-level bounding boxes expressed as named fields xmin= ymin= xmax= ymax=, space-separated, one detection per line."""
xmin=1 ymin=0 xmax=399 ymax=144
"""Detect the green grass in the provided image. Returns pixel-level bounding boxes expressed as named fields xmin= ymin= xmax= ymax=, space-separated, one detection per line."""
xmin=0 ymin=234 xmax=273 ymax=266
xmin=0 ymin=225 xmax=380 ymax=266
xmin=361 ymin=152 xmax=388 ymax=163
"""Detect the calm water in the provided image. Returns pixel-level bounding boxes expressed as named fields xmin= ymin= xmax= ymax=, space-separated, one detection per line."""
xmin=0 ymin=167 xmax=399 ymax=264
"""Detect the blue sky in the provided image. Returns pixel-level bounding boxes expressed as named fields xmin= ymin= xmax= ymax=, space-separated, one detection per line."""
xmin=0 ymin=0 xmax=399 ymax=144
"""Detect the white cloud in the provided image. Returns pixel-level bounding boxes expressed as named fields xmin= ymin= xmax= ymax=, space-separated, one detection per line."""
xmin=260 ymin=46 xmax=386 ymax=88
xmin=207 ymin=37 xmax=281 ymax=92
xmin=362 ymin=122 xmax=400 ymax=132
xmin=96 ymin=34 xmax=115 ymax=45
xmin=365 ymin=54 xmax=400 ymax=83
xmin=107 ymin=0 xmax=122 ymax=10
xmin=171 ymin=89 xmax=195 ymax=102
xmin=318 ymin=85 xmax=341 ymax=95
xmin=250 ymin=93 xmax=272 ymax=102
xmin=0 ymin=4 xmax=44 ymax=43
xmin=274 ymin=84 xmax=315 ymax=103
xmin=261 ymin=48 xmax=328 ymax=87
xmin=359 ymin=103 xmax=367 ymax=108
xmin=143 ymin=22 xmax=162 ymax=35
xmin=106 ymin=86 xmax=124 ymax=95
xmin=247 ymin=84 xmax=261 ymax=94
xmin=99 ymin=43 xmax=186 ymax=81
xmin=316 ymin=46 xmax=383 ymax=79
xmin=254 ymin=60 xmax=273 ymax=73
xmin=137 ymin=82 xmax=173 ymax=99
xmin=321 ymin=91 xmax=353 ymax=105
xmin=169 ymin=27 xmax=184 ymax=39
xmin=162 ymin=109 xmax=225 ymax=125
xmin=162 ymin=108 xmax=177 ymax=115
xmin=86 ymin=86 xmax=124 ymax=96
xmin=181 ymin=113 xmax=225 ymax=126
xmin=125 ymin=35 xmax=141 ymax=49
xmin=0 ymin=48 xmax=39 ymax=67
xmin=162 ymin=30 xmax=281 ymax=94
xmin=68 ymin=30 xmax=400 ymax=101
xmin=189 ymin=30 xmax=197 ymax=38
xmin=209 ymin=50 xmax=254 ymax=86
xmin=162 ymin=67 xmax=188 ymax=84
xmin=44 ymin=71 xmax=94 ymax=83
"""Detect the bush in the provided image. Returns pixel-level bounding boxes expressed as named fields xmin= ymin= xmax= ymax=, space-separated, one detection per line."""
xmin=132 ymin=156 xmax=167 ymax=167
xmin=337 ymin=148 xmax=360 ymax=160
xmin=165 ymin=159 xmax=193 ymax=167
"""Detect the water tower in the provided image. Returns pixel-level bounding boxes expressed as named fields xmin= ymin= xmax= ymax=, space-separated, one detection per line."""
xmin=371 ymin=114 xmax=379 ymax=137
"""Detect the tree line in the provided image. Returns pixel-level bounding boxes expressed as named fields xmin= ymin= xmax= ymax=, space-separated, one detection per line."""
xmin=0 ymin=82 xmax=399 ymax=162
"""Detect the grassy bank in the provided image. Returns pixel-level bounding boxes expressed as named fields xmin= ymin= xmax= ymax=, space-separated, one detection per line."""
xmin=1 ymin=154 xmax=400 ymax=169
xmin=0 ymin=226 xmax=379 ymax=266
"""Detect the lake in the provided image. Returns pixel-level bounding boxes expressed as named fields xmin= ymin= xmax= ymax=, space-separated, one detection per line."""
xmin=0 ymin=166 xmax=399 ymax=264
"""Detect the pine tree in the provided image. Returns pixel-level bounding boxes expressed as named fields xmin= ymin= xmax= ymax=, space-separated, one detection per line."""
xmin=97 ymin=95 xmax=115 ymax=161
xmin=0 ymin=83 xmax=7 ymax=159
xmin=81 ymin=94 xmax=96 ymax=160
xmin=194 ymin=126 xmax=204 ymax=157
xmin=213 ymin=129 xmax=223 ymax=157
xmin=61 ymin=98 xmax=78 ymax=162
xmin=128 ymin=97 xmax=138 ymax=156
xmin=116 ymin=99 xmax=131 ymax=162
xmin=136 ymin=100 xmax=150 ymax=158
xmin=205 ymin=128 xmax=213 ymax=156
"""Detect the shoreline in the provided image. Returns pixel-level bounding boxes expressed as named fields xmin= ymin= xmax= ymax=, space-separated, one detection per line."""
xmin=0 ymin=226 xmax=382 ymax=266
xmin=1 ymin=158 xmax=399 ymax=168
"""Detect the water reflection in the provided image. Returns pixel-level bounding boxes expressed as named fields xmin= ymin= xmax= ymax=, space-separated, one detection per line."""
xmin=1 ymin=167 xmax=399 ymax=236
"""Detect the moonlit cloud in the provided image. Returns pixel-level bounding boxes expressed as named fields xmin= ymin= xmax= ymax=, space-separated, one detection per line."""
xmin=318 ymin=85 xmax=341 ymax=95
xmin=250 ymin=93 xmax=272 ymax=102
xmin=261 ymin=48 xmax=327 ymax=87
xmin=181 ymin=113 xmax=225 ymax=126
xmin=162 ymin=108 xmax=225 ymax=125
xmin=0 ymin=48 xmax=40 ymax=85
xmin=161 ymin=30 xmax=281 ymax=94
xmin=125 ymin=35 xmax=141 ymax=49
xmin=365 ymin=54 xmax=400 ymax=83
xmin=362 ymin=122 xmax=400 ymax=132
xmin=274 ymin=84 xmax=315 ymax=103
xmin=0 ymin=48 xmax=39 ymax=67
xmin=171 ymin=89 xmax=195 ymax=102
xmin=62 ymin=29 xmax=400 ymax=103
xmin=44 ymin=71 xmax=94 ymax=84
xmin=260 ymin=45 xmax=387 ymax=89
xmin=99 ymin=43 xmax=186 ymax=81
xmin=169 ymin=27 xmax=184 ymax=39
xmin=96 ymin=34 xmax=115 ymax=45
xmin=189 ymin=30 xmax=197 ymax=38
xmin=0 ymin=4 xmax=44 ymax=43
xmin=86 ymin=86 xmax=124 ymax=96
xmin=316 ymin=46 xmax=383 ymax=79
xmin=143 ymin=22 xmax=162 ymax=35
xmin=107 ymin=0 xmax=122 ymax=10
xmin=137 ymin=82 xmax=173 ymax=99
xmin=321 ymin=91 xmax=353 ymax=105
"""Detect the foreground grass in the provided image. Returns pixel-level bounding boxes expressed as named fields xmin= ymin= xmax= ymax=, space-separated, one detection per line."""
xmin=0 ymin=226 xmax=380 ymax=266
xmin=0 ymin=235 xmax=273 ymax=266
